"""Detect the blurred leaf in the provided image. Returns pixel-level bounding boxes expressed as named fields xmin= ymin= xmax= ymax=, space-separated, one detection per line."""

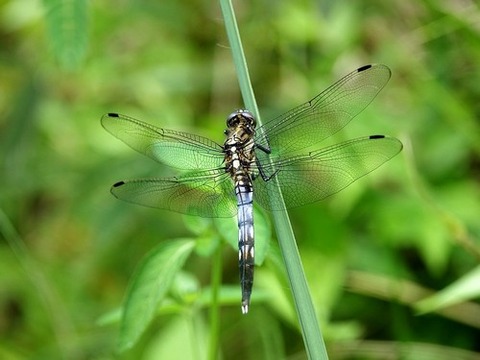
xmin=182 ymin=215 xmax=221 ymax=257
xmin=415 ymin=265 xmax=480 ymax=314
xmin=200 ymin=284 xmax=269 ymax=309
xmin=257 ymin=266 xmax=296 ymax=325
xmin=370 ymin=192 xmax=452 ymax=275
xmin=213 ymin=216 xmax=237 ymax=251
xmin=193 ymin=232 xmax=220 ymax=258
xmin=255 ymin=244 xmax=298 ymax=325
xmin=42 ymin=0 xmax=88 ymax=69
xmin=169 ymin=271 xmax=201 ymax=305
xmin=96 ymin=308 xmax=121 ymax=326
xmin=142 ymin=316 xmax=208 ymax=360
xmin=118 ymin=238 xmax=195 ymax=352
xmin=182 ymin=215 xmax=213 ymax=236
xmin=328 ymin=340 xmax=480 ymax=360
xmin=254 ymin=207 xmax=273 ymax=265
xmin=302 ymin=250 xmax=346 ymax=319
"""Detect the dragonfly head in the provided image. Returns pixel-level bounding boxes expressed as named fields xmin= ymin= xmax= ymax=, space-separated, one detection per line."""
xmin=226 ymin=110 xmax=256 ymax=134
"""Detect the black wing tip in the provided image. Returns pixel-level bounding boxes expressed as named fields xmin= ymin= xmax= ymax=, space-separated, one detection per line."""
xmin=357 ymin=64 xmax=391 ymax=74
xmin=357 ymin=64 xmax=373 ymax=72
xmin=112 ymin=181 xmax=126 ymax=188
xmin=369 ymin=135 xmax=404 ymax=151
xmin=101 ymin=112 xmax=120 ymax=125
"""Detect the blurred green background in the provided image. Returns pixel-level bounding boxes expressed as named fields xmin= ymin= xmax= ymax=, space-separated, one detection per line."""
xmin=1 ymin=0 xmax=479 ymax=359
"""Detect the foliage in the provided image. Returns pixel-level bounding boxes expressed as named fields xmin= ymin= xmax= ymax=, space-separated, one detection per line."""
xmin=0 ymin=0 xmax=479 ymax=359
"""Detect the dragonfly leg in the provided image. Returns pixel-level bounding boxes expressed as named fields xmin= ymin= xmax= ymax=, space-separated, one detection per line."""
xmin=255 ymin=159 xmax=280 ymax=182
xmin=255 ymin=143 xmax=271 ymax=154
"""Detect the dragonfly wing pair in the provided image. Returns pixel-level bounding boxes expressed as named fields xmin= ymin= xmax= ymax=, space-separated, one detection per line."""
xmin=101 ymin=64 xmax=403 ymax=313
xmin=253 ymin=135 xmax=402 ymax=211
xmin=102 ymin=113 xmax=237 ymax=218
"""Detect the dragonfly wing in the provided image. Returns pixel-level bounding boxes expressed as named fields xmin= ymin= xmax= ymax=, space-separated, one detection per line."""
xmin=111 ymin=170 xmax=237 ymax=218
xmin=254 ymin=64 xmax=391 ymax=157
xmin=254 ymin=135 xmax=402 ymax=211
xmin=101 ymin=113 xmax=225 ymax=170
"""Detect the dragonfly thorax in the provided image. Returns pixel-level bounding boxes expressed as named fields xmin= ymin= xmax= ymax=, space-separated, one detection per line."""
xmin=224 ymin=110 xmax=256 ymax=176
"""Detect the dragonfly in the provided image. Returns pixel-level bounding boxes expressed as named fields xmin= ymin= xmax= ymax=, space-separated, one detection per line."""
xmin=101 ymin=64 xmax=402 ymax=314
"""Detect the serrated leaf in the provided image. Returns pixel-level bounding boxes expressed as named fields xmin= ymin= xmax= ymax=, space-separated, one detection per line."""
xmin=415 ymin=265 xmax=480 ymax=313
xmin=118 ymin=238 xmax=196 ymax=352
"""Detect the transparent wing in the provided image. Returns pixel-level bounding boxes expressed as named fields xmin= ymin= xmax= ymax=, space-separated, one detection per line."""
xmin=254 ymin=135 xmax=402 ymax=211
xmin=254 ymin=64 xmax=391 ymax=158
xmin=101 ymin=113 xmax=225 ymax=170
xmin=111 ymin=170 xmax=237 ymax=218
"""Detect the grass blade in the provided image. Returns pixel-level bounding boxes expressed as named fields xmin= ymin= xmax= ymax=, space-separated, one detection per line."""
xmin=219 ymin=1 xmax=328 ymax=358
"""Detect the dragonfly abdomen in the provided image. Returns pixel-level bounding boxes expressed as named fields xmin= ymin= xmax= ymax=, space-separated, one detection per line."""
xmin=235 ymin=180 xmax=254 ymax=314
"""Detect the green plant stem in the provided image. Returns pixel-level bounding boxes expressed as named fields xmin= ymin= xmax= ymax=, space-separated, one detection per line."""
xmin=208 ymin=241 xmax=223 ymax=360
xmin=219 ymin=0 xmax=258 ymax=117
xmin=219 ymin=1 xmax=328 ymax=358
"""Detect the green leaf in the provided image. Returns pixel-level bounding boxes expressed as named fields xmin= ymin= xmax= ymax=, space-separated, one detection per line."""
xmin=182 ymin=215 xmax=213 ymax=236
xmin=213 ymin=216 xmax=237 ymax=251
xmin=142 ymin=316 xmax=208 ymax=360
xmin=118 ymin=238 xmax=196 ymax=352
xmin=96 ymin=308 xmax=121 ymax=327
xmin=253 ymin=207 xmax=272 ymax=265
xmin=42 ymin=0 xmax=88 ymax=69
xmin=415 ymin=265 xmax=480 ymax=314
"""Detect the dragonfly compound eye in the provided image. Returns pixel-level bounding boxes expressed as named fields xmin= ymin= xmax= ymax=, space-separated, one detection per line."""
xmin=226 ymin=111 xmax=241 ymax=128
xmin=240 ymin=110 xmax=256 ymax=127
xmin=227 ymin=109 xmax=256 ymax=128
